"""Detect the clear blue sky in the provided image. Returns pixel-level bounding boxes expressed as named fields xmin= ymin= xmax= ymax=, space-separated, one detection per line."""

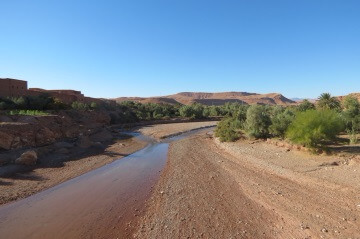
xmin=1 ymin=0 xmax=359 ymax=99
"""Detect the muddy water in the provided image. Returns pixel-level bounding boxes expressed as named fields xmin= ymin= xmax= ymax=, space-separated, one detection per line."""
xmin=0 ymin=128 xmax=212 ymax=239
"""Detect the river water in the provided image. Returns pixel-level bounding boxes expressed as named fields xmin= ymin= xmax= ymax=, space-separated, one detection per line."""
xmin=0 ymin=127 xmax=213 ymax=239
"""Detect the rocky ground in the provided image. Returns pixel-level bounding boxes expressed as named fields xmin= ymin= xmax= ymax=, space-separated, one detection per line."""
xmin=135 ymin=131 xmax=360 ymax=239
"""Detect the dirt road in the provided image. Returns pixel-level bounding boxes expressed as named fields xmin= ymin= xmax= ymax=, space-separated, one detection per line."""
xmin=135 ymin=132 xmax=360 ymax=238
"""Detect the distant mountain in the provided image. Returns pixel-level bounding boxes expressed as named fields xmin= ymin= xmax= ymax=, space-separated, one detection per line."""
xmin=115 ymin=91 xmax=295 ymax=106
xmin=290 ymin=98 xmax=304 ymax=102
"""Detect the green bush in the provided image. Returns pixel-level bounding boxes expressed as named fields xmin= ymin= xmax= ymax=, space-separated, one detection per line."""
xmin=286 ymin=109 xmax=344 ymax=148
xmin=71 ymin=101 xmax=90 ymax=110
xmin=297 ymin=99 xmax=315 ymax=112
xmin=245 ymin=105 xmax=271 ymax=139
xmin=215 ymin=117 xmax=241 ymax=142
xmin=269 ymin=108 xmax=295 ymax=138
xmin=8 ymin=110 xmax=50 ymax=116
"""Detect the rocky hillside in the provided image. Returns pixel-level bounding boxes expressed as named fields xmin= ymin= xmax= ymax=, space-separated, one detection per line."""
xmin=115 ymin=92 xmax=295 ymax=106
xmin=337 ymin=93 xmax=360 ymax=102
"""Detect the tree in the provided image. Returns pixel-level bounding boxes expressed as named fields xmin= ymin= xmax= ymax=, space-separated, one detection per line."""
xmin=245 ymin=105 xmax=271 ymax=138
xmin=317 ymin=93 xmax=341 ymax=111
xmin=269 ymin=108 xmax=295 ymax=138
xmin=286 ymin=109 xmax=344 ymax=148
xmin=342 ymin=95 xmax=360 ymax=144
xmin=215 ymin=117 xmax=241 ymax=142
xmin=297 ymin=99 xmax=315 ymax=112
xmin=179 ymin=105 xmax=194 ymax=118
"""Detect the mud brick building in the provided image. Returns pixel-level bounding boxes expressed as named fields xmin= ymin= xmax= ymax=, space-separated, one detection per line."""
xmin=0 ymin=78 xmax=28 ymax=97
xmin=0 ymin=78 xmax=103 ymax=104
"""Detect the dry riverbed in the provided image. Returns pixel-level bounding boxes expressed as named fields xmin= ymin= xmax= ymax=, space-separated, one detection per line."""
xmin=0 ymin=121 xmax=217 ymax=206
xmin=135 ymin=131 xmax=360 ymax=239
xmin=137 ymin=121 xmax=217 ymax=139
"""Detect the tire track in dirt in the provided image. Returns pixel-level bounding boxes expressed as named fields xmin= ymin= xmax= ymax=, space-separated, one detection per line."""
xmin=135 ymin=133 xmax=360 ymax=239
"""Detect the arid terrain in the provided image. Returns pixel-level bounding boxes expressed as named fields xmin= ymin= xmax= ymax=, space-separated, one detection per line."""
xmin=1 ymin=121 xmax=360 ymax=239
xmin=135 ymin=131 xmax=360 ymax=239
xmin=115 ymin=91 xmax=296 ymax=105
xmin=0 ymin=121 xmax=216 ymax=206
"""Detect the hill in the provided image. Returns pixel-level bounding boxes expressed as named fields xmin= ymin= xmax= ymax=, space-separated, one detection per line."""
xmin=114 ymin=92 xmax=295 ymax=106
xmin=337 ymin=93 xmax=360 ymax=102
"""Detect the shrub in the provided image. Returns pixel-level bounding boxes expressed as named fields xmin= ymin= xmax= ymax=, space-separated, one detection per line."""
xmin=179 ymin=104 xmax=204 ymax=119
xmin=297 ymin=99 xmax=315 ymax=112
xmin=8 ymin=110 xmax=50 ymax=116
xmin=244 ymin=105 xmax=271 ymax=138
xmin=90 ymin=102 xmax=98 ymax=109
xmin=286 ymin=109 xmax=344 ymax=148
xmin=269 ymin=108 xmax=295 ymax=138
xmin=71 ymin=101 xmax=90 ymax=110
xmin=215 ymin=117 xmax=241 ymax=142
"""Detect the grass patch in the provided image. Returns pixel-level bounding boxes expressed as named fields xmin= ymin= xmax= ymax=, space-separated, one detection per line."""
xmin=8 ymin=110 xmax=50 ymax=116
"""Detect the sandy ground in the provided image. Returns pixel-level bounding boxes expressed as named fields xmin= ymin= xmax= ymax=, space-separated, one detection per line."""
xmin=137 ymin=121 xmax=217 ymax=139
xmin=135 ymin=131 xmax=360 ymax=239
xmin=0 ymin=122 xmax=217 ymax=206
xmin=0 ymin=138 xmax=147 ymax=205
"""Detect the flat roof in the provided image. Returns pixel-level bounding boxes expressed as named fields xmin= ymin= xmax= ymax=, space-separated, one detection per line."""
xmin=0 ymin=78 xmax=27 ymax=83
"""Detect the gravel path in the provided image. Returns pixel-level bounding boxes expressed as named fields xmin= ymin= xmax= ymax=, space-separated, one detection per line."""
xmin=135 ymin=131 xmax=360 ymax=238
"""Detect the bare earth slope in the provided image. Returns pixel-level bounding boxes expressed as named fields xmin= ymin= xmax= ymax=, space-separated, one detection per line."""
xmin=115 ymin=91 xmax=295 ymax=105
xmin=135 ymin=132 xmax=360 ymax=238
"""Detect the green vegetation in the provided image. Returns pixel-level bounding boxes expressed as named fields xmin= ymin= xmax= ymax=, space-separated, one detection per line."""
xmin=297 ymin=99 xmax=315 ymax=112
xmin=317 ymin=93 xmax=341 ymax=111
xmin=244 ymin=105 xmax=271 ymax=139
xmin=269 ymin=107 xmax=295 ymax=138
xmin=8 ymin=110 xmax=50 ymax=116
xmin=1 ymin=92 xmax=359 ymax=150
xmin=214 ymin=93 xmax=359 ymax=151
xmin=215 ymin=117 xmax=241 ymax=142
xmin=341 ymin=95 xmax=360 ymax=144
xmin=0 ymin=94 xmax=68 ymax=110
xmin=286 ymin=110 xmax=344 ymax=148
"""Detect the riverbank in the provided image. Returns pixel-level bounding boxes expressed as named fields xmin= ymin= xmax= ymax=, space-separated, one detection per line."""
xmin=0 ymin=121 xmax=217 ymax=206
xmin=137 ymin=121 xmax=217 ymax=139
xmin=135 ymin=131 xmax=360 ymax=238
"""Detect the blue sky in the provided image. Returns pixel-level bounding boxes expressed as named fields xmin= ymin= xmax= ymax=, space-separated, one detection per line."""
xmin=1 ymin=0 xmax=359 ymax=99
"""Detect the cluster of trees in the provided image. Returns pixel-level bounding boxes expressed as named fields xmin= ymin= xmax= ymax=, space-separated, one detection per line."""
xmin=110 ymin=101 xmax=250 ymax=124
xmin=0 ymin=94 xmax=114 ymax=112
xmin=215 ymin=93 xmax=360 ymax=148
xmin=2 ymin=93 xmax=359 ymax=148
xmin=0 ymin=94 xmax=68 ymax=110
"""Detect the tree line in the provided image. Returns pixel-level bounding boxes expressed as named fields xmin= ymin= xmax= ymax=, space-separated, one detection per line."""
xmin=215 ymin=93 xmax=360 ymax=149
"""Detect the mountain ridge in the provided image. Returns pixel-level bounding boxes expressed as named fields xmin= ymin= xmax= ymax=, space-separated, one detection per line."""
xmin=115 ymin=91 xmax=296 ymax=106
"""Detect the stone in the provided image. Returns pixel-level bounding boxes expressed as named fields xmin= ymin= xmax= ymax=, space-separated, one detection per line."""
xmin=35 ymin=127 xmax=56 ymax=145
xmin=15 ymin=150 xmax=37 ymax=166
xmin=0 ymin=131 xmax=14 ymax=150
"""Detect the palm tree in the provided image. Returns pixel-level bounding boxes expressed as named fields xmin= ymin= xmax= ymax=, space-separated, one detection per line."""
xmin=317 ymin=93 xmax=341 ymax=110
